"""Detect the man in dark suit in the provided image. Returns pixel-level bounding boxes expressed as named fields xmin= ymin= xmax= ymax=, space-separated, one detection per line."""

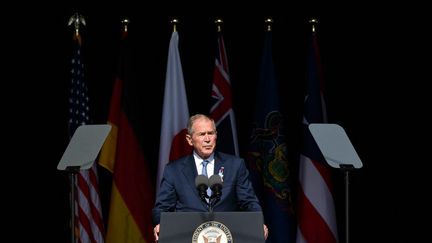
xmin=152 ymin=114 xmax=268 ymax=241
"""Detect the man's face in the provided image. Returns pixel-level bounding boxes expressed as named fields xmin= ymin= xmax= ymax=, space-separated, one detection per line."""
xmin=186 ymin=117 xmax=217 ymax=159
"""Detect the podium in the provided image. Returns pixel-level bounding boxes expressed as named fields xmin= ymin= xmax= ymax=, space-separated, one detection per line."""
xmin=159 ymin=211 xmax=265 ymax=243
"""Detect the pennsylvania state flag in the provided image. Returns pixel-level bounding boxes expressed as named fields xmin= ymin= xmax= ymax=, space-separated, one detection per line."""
xmin=246 ymin=28 xmax=296 ymax=243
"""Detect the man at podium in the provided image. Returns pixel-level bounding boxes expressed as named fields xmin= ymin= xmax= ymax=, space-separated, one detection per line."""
xmin=152 ymin=114 xmax=268 ymax=241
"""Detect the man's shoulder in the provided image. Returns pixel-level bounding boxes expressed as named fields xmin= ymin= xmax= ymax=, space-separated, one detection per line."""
xmin=167 ymin=154 xmax=193 ymax=167
xmin=216 ymin=151 xmax=241 ymax=161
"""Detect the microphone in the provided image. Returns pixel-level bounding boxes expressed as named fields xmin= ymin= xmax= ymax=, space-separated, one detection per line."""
xmin=195 ymin=175 xmax=209 ymax=202
xmin=209 ymin=174 xmax=223 ymax=200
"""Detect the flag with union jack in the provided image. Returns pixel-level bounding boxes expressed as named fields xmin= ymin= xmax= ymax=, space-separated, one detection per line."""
xmin=209 ymin=31 xmax=239 ymax=156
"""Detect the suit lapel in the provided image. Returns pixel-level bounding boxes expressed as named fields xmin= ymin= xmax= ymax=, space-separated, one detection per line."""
xmin=213 ymin=153 xmax=225 ymax=179
xmin=181 ymin=155 xmax=199 ymax=193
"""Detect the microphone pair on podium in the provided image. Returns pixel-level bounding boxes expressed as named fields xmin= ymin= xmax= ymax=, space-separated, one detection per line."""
xmin=195 ymin=174 xmax=223 ymax=203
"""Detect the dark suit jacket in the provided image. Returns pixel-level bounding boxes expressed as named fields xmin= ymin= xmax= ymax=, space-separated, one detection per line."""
xmin=152 ymin=151 xmax=262 ymax=225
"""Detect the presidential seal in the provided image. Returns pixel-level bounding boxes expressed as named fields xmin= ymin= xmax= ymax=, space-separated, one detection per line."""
xmin=192 ymin=221 xmax=233 ymax=243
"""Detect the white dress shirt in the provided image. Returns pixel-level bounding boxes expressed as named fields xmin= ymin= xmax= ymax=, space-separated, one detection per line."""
xmin=193 ymin=152 xmax=214 ymax=177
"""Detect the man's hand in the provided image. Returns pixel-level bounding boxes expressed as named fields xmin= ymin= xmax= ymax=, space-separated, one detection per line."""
xmin=263 ymin=224 xmax=269 ymax=240
xmin=154 ymin=224 xmax=160 ymax=241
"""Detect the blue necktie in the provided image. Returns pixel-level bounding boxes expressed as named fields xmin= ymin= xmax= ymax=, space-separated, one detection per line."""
xmin=202 ymin=160 xmax=211 ymax=198
xmin=202 ymin=160 xmax=209 ymax=177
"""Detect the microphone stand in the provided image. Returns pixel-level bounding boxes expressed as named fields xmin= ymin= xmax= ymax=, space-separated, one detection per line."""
xmin=197 ymin=188 xmax=211 ymax=211
xmin=208 ymin=175 xmax=222 ymax=213
xmin=208 ymin=194 xmax=221 ymax=213
xmin=208 ymin=196 xmax=214 ymax=213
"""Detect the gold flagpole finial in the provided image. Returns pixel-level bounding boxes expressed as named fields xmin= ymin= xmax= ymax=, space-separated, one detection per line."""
xmin=265 ymin=17 xmax=273 ymax=32
xmin=68 ymin=13 xmax=86 ymax=37
xmin=215 ymin=18 xmax=223 ymax=33
xmin=309 ymin=18 xmax=318 ymax=33
xmin=171 ymin=18 xmax=179 ymax=32
xmin=121 ymin=18 xmax=130 ymax=33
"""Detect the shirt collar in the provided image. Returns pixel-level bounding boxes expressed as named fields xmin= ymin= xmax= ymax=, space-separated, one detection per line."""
xmin=193 ymin=151 xmax=214 ymax=166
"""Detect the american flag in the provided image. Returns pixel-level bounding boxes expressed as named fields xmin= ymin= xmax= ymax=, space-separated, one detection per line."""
xmin=68 ymin=35 xmax=105 ymax=243
xmin=209 ymin=32 xmax=239 ymax=156
xmin=296 ymin=24 xmax=338 ymax=243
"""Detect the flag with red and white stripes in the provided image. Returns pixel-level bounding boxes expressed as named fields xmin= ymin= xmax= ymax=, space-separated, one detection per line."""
xmin=68 ymin=34 xmax=105 ymax=243
xmin=156 ymin=31 xmax=192 ymax=193
xmin=209 ymin=32 xmax=239 ymax=156
xmin=296 ymin=27 xmax=339 ymax=243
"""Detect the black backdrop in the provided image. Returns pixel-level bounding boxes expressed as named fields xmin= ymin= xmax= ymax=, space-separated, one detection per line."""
xmin=4 ymin=3 xmax=428 ymax=242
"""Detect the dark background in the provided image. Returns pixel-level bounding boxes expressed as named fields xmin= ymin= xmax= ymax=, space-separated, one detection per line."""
xmin=4 ymin=3 xmax=428 ymax=242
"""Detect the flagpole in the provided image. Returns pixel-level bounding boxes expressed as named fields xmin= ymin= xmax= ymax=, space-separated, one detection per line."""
xmin=215 ymin=18 xmax=223 ymax=32
xmin=68 ymin=13 xmax=86 ymax=39
xmin=265 ymin=17 xmax=273 ymax=32
xmin=121 ymin=18 xmax=130 ymax=33
xmin=171 ymin=18 xmax=178 ymax=32
xmin=67 ymin=13 xmax=86 ymax=243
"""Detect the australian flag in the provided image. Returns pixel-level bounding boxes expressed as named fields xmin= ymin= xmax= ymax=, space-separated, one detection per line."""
xmin=209 ymin=32 xmax=239 ymax=156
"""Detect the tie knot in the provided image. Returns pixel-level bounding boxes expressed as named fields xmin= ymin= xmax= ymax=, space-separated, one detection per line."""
xmin=202 ymin=160 xmax=209 ymax=166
